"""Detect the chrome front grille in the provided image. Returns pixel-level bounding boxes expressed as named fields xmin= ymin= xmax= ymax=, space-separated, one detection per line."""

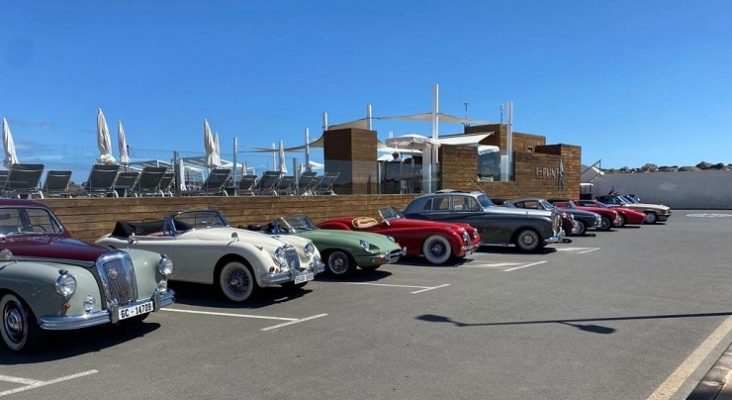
xmin=97 ymin=252 xmax=139 ymax=305
xmin=387 ymin=249 xmax=402 ymax=263
xmin=285 ymin=247 xmax=302 ymax=271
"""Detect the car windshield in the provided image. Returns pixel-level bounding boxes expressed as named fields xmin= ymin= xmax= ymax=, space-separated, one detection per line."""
xmin=612 ymin=196 xmax=631 ymax=205
xmin=172 ymin=210 xmax=228 ymax=230
xmin=624 ymin=195 xmax=640 ymax=203
xmin=276 ymin=215 xmax=316 ymax=232
xmin=476 ymin=194 xmax=495 ymax=208
xmin=538 ymin=199 xmax=556 ymax=210
xmin=379 ymin=206 xmax=402 ymax=221
xmin=0 ymin=207 xmax=64 ymax=235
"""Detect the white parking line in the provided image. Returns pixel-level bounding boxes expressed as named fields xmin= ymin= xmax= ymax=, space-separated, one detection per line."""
xmin=504 ymin=261 xmax=547 ymax=272
xmin=0 ymin=370 xmax=98 ymax=397
xmin=462 ymin=262 xmax=527 ymax=268
xmin=163 ymin=308 xmax=298 ymax=321
xmin=555 ymin=247 xmax=601 ymax=254
xmin=342 ymin=282 xmax=450 ymax=294
xmin=577 ymin=248 xmax=600 ymax=254
xmin=261 ymin=314 xmax=328 ymax=331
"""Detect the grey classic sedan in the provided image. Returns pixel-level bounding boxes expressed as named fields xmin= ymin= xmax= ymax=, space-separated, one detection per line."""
xmin=508 ymin=198 xmax=601 ymax=235
xmin=402 ymin=190 xmax=565 ymax=252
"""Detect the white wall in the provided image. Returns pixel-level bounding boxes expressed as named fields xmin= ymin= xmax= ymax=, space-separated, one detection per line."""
xmin=590 ymin=170 xmax=732 ymax=209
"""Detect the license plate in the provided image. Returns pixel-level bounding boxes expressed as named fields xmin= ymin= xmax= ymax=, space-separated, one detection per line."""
xmin=294 ymin=272 xmax=314 ymax=284
xmin=118 ymin=301 xmax=153 ymax=320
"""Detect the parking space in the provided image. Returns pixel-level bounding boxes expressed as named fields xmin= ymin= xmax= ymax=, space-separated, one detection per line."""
xmin=5 ymin=213 xmax=732 ymax=400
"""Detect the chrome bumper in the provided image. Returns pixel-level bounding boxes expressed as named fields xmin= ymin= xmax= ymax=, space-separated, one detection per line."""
xmin=39 ymin=289 xmax=176 ymax=331
xmin=544 ymin=229 xmax=566 ymax=244
xmin=261 ymin=262 xmax=325 ymax=284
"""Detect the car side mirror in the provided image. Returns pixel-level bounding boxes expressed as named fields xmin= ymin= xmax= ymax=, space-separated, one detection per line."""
xmin=231 ymin=232 xmax=239 ymax=242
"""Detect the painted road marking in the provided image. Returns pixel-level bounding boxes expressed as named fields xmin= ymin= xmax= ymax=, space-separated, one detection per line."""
xmin=504 ymin=261 xmax=548 ymax=272
xmin=461 ymin=262 xmax=528 ymax=268
xmin=556 ymin=247 xmax=601 ymax=254
xmin=163 ymin=308 xmax=328 ymax=331
xmin=646 ymin=316 xmax=732 ymax=400
xmin=0 ymin=370 xmax=98 ymax=397
xmin=687 ymin=213 xmax=732 ymax=218
xmin=342 ymin=282 xmax=450 ymax=294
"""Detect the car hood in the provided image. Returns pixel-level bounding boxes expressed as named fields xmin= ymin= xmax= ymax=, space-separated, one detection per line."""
xmin=296 ymin=229 xmax=397 ymax=247
xmin=485 ymin=206 xmax=554 ymax=218
xmin=626 ymin=203 xmax=669 ymax=211
xmin=562 ymin=209 xmax=600 ymax=218
xmin=3 ymin=235 xmax=110 ymax=263
xmin=188 ymin=227 xmax=292 ymax=252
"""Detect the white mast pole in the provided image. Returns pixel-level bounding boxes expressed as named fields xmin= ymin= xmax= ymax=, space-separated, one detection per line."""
xmin=305 ymin=128 xmax=310 ymax=172
xmin=322 ymin=112 xmax=329 ymax=131
xmin=367 ymin=104 xmax=373 ymax=130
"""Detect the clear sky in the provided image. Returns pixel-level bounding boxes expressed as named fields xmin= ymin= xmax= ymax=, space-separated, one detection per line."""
xmin=1 ymin=1 xmax=730 ymax=181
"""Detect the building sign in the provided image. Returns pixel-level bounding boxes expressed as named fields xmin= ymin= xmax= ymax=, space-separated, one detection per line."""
xmin=534 ymin=158 xmax=565 ymax=189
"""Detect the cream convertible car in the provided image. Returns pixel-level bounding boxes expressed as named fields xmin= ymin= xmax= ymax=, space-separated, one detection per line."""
xmin=96 ymin=210 xmax=325 ymax=302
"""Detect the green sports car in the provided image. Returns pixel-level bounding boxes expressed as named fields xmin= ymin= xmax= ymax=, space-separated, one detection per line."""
xmin=249 ymin=215 xmax=404 ymax=278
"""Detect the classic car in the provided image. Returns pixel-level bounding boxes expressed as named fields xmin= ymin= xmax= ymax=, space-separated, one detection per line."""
xmin=401 ymin=190 xmax=564 ymax=252
xmin=317 ymin=206 xmax=480 ymax=265
xmin=96 ymin=210 xmax=324 ymax=303
xmin=506 ymin=198 xmax=600 ymax=236
xmin=571 ymin=199 xmax=647 ymax=226
xmin=593 ymin=195 xmax=672 ymax=224
xmin=547 ymin=198 xmax=621 ymax=230
xmin=247 ymin=215 xmax=404 ymax=277
xmin=0 ymin=198 xmax=175 ymax=353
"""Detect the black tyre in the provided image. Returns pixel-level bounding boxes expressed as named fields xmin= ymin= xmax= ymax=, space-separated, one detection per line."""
xmin=514 ymin=229 xmax=542 ymax=252
xmin=598 ymin=216 xmax=612 ymax=231
xmin=575 ymin=220 xmax=587 ymax=235
xmin=1 ymin=293 xmax=44 ymax=353
xmin=218 ymin=260 xmax=259 ymax=302
xmin=644 ymin=212 xmax=658 ymax=224
xmin=422 ymin=235 xmax=452 ymax=264
xmin=324 ymin=250 xmax=357 ymax=277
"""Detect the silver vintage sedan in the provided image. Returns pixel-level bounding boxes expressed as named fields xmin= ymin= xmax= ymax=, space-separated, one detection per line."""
xmin=402 ymin=190 xmax=565 ymax=252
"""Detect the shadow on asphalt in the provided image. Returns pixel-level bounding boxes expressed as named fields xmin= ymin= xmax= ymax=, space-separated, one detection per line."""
xmin=0 ymin=322 xmax=161 ymax=364
xmin=316 ymin=268 xmax=393 ymax=282
xmin=416 ymin=310 xmax=732 ymax=335
xmin=473 ymin=245 xmax=559 ymax=255
xmin=170 ymin=281 xmax=313 ymax=310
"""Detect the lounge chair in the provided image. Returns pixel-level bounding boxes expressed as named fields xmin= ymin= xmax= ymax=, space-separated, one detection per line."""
xmin=0 ymin=170 xmax=9 ymax=188
xmin=82 ymin=164 xmax=121 ymax=197
xmin=2 ymin=163 xmax=45 ymax=199
xmin=296 ymin=171 xmax=319 ymax=195
xmin=183 ymin=168 xmax=231 ymax=196
xmin=235 ymin=174 xmax=258 ymax=196
xmin=253 ymin=171 xmax=282 ymax=196
xmin=274 ymin=175 xmax=296 ymax=196
xmin=41 ymin=170 xmax=73 ymax=198
xmin=113 ymin=171 xmax=141 ymax=197
xmin=131 ymin=166 xmax=167 ymax=197
xmin=313 ymin=171 xmax=340 ymax=195
xmin=157 ymin=171 xmax=176 ymax=197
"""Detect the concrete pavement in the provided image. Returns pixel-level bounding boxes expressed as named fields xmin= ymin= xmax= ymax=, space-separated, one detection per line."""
xmin=688 ymin=343 xmax=732 ymax=400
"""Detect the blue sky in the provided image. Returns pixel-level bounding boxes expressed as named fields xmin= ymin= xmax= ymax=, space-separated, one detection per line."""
xmin=1 ymin=1 xmax=730 ymax=181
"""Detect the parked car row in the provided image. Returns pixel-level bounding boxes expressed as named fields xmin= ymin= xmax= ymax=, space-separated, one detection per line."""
xmin=0 ymin=189 xmax=670 ymax=353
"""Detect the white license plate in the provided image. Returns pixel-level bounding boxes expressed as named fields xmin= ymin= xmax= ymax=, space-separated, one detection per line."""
xmin=118 ymin=301 xmax=153 ymax=320
xmin=294 ymin=272 xmax=314 ymax=284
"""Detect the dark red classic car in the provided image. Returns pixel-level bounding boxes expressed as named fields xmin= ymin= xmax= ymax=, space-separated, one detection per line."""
xmin=547 ymin=199 xmax=621 ymax=231
xmin=574 ymin=199 xmax=647 ymax=226
xmin=317 ymin=206 xmax=480 ymax=265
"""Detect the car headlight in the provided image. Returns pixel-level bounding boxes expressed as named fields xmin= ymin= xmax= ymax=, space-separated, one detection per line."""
xmin=158 ymin=256 xmax=174 ymax=276
xmin=462 ymin=231 xmax=470 ymax=243
xmin=386 ymin=235 xmax=396 ymax=242
xmin=274 ymin=247 xmax=287 ymax=267
xmin=305 ymin=242 xmax=315 ymax=257
xmin=55 ymin=273 xmax=77 ymax=297
xmin=360 ymin=240 xmax=371 ymax=251
xmin=472 ymin=228 xmax=478 ymax=239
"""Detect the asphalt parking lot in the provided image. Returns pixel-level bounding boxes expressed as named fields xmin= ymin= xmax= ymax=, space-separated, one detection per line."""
xmin=3 ymin=210 xmax=732 ymax=400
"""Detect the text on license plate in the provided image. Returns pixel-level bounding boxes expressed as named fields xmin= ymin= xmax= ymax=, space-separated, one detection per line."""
xmin=119 ymin=301 xmax=154 ymax=320
xmin=294 ymin=272 xmax=314 ymax=284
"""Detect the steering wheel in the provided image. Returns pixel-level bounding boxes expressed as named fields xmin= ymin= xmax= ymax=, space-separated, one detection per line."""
xmin=27 ymin=224 xmax=47 ymax=232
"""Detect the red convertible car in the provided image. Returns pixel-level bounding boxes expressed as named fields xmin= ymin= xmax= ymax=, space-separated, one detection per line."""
xmin=573 ymin=199 xmax=647 ymax=226
xmin=317 ymin=206 xmax=480 ymax=265
xmin=547 ymin=199 xmax=621 ymax=231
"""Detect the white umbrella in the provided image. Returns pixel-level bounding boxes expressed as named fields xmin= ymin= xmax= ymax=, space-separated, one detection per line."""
xmin=214 ymin=132 xmax=221 ymax=166
xmin=96 ymin=109 xmax=116 ymax=164
xmin=2 ymin=117 xmax=19 ymax=169
xmin=117 ymin=120 xmax=130 ymax=167
xmin=177 ymin=158 xmax=187 ymax=192
xmin=203 ymin=119 xmax=220 ymax=168
xmin=278 ymin=140 xmax=287 ymax=174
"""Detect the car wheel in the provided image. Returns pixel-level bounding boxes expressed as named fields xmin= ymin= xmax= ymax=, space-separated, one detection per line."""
xmin=617 ymin=214 xmax=626 ymax=227
xmin=422 ymin=235 xmax=452 ymax=264
xmin=644 ymin=212 xmax=658 ymax=224
xmin=598 ymin=216 xmax=612 ymax=231
xmin=576 ymin=220 xmax=587 ymax=235
xmin=514 ymin=229 xmax=541 ymax=252
xmin=324 ymin=250 xmax=356 ymax=277
xmin=218 ymin=261 xmax=258 ymax=302
xmin=1 ymin=294 xmax=43 ymax=353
